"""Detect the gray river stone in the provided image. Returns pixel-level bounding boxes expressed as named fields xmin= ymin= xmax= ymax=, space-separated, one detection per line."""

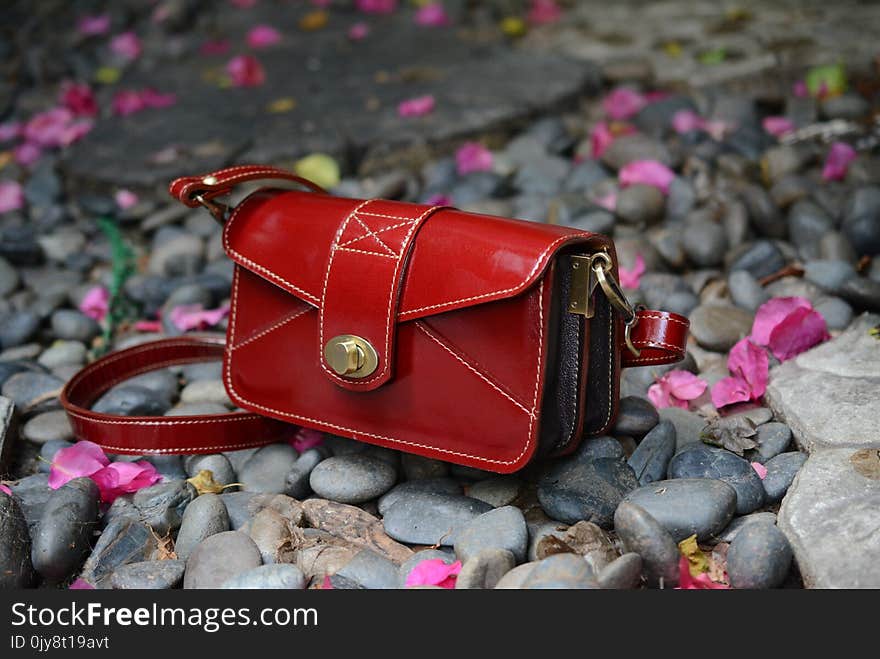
xmin=537 ymin=457 xmax=639 ymax=528
xmin=762 ymin=452 xmax=808 ymax=503
xmin=668 ymin=446 xmax=766 ymax=515
xmin=597 ymin=553 xmax=643 ymax=590
xmin=31 ymin=478 xmax=99 ymax=582
xmin=454 ymin=506 xmax=528 ymax=563
xmin=221 ymin=564 xmax=306 ymax=590
xmin=80 ymin=517 xmax=158 ymax=588
xmin=521 ymin=553 xmax=598 ymax=589
xmin=336 ymin=549 xmax=400 ymax=590
xmin=184 ymin=531 xmax=263 ymax=589
xmin=727 ymin=522 xmax=793 ymax=589
xmin=111 ymin=560 xmax=186 ymax=590
xmin=623 ymin=478 xmax=737 ymax=542
xmin=382 ymin=493 xmax=492 ymax=546
xmin=377 ymin=478 xmax=462 ymax=516
xmin=455 ymin=549 xmax=516 ymax=590
xmin=614 ymin=501 xmax=679 ymax=588
xmin=0 ymin=494 xmax=34 ymax=587
xmin=628 ymin=421 xmax=676 ymax=485
xmin=309 ymin=454 xmax=397 ymax=504
xmin=175 ymin=493 xmax=230 ymax=561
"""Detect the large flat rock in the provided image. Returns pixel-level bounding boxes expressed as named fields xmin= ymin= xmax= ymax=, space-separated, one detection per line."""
xmin=65 ymin=6 xmax=597 ymax=187
xmin=778 ymin=448 xmax=880 ymax=588
xmin=766 ymin=313 xmax=880 ymax=453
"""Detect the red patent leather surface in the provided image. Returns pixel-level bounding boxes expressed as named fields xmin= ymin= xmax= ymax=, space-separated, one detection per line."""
xmin=59 ymin=166 xmax=689 ymax=470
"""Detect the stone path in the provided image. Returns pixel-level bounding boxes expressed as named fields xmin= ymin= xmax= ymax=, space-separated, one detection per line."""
xmin=768 ymin=314 xmax=880 ymax=588
xmin=66 ymin=5 xmax=597 ymax=186
xmin=525 ymin=0 xmax=880 ymax=96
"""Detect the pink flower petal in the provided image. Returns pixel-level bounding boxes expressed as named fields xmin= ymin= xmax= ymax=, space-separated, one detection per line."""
xmin=821 ymin=141 xmax=857 ymax=182
xmin=0 ymin=181 xmax=25 ymax=214
xmin=169 ymin=302 xmax=230 ymax=332
xmin=91 ymin=461 xmax=160 ymax=503
xmin=727 ymin=338 xmax=768 ymax=400
xmin=79 ymin=286 xmax=110 ymax=321
xmin=425 ymin=193 xmax=451 ymax=206
xmin=112 ymin=90 xmax=146 ymax=116
xmin=227 ymin=55 xmax=265 ymax=87
xmin=767 ymin=306 xmax=829 ymax=361
xmin=77 ymin=15 xmax=110 ymax=37
xmin=455 ymin=141 xmax=493 ymax=175
xmin=61 ymin=82 xmax=98 ymax=117
xmin=710 ymin=375 xmax=752 ymax=409
xmin=405 ymin=559 xmax=461 ymax=588
xmin=14 ymin=142 xmax=42 ymax=167
xmin=0 ymin=484 xmax=11 ymax=496
xmin=415 ymin=3 xmax=450 ymax=27
xmin=356 ymin=0 xmax=397 ymax=14
xmin=289 ymin=428 xmax=325 ymax=452
xmin=347 ymin=22 xmax=370 ymax=40
xmin=590 ymin=122 xmax=615 ymax=159
xmin=619 ymin=160 xmax=675 ymax=195
xmin=750 ymin=297 xmax=812 ymax=346
xmin=675 ymin=557 xmax=729 ymax=589
xmin=200 ymin=39 xmax=231 ymax=56
xmin=672 ymin=109 xmax=704 ymax=134
xmin=666 ymin=370 xmax=708 ymax=400
xmin=602 ymin=87 xmax=647 ymax=121
xmin=321 ymin=574 xmax=334 ymax=589
xmin=49 ymin=441 xmax=110 ymax=490
xmin=58 ymin=119 xmax=93 ymax=147
xmin=247 ymin=25 xmax=282 ymax=49
xmin=110 ymin=32 xmax=142 ymax=61
xmin=140 ymin=88 xmax=177 ymax=109
xmin=751 ymin=462 xmax=768 ymax=480
xmin=793 ymin=81 xmax=808 ymax=98
xmin=594 ymin=191 xmax=617 ymax=212
xmin=115 ymin=189 xmax=139 ymax=210
xmin=762 ymin=116 xmax=795 ymax=138
xmin=69 ymin=578 xmax=95 ymax=589
xmin=397 ymin=94 xmax=435 ymax=118
xmin=23 ymin=107 xmax=74 ymax=148
xmin=133 ymin=319 xmax=163 ymax=333
xmin=618 ymin=253 xmax=645 ymax=289
xmin=527 ymin=0 xmax=562 ymax=26
xmin=649 ymin=370 xmax=707 ymax=409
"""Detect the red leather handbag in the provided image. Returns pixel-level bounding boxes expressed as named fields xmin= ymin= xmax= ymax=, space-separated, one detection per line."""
xmin=60 ymin=165 xmax=688 ymax=474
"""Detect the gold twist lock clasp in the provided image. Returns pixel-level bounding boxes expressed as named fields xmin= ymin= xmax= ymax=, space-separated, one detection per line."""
xmin=324 ymin=335 xmax=379 ymax=378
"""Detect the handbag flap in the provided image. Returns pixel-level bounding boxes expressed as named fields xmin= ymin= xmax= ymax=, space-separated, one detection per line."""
xmin=224 ymin=190 xmax=608 ymax=320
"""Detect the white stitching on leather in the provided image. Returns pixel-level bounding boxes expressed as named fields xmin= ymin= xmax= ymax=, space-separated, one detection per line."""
xmin=223 ymin=197 xmax=321 ymax=304
xmin=414 ymin=322 xmax=532 ymax=415
xmin=226 ymin=262 xmax=541 ymax=467
xmin=351 ymin=215 xmax=398 ymax=256
xmin=336 ymin=247 xmax=397 ymax=259
xmin=355 ymin=210 xmax=424 ymax=221
xmin=338 ymin=219 xmax=418 ymax=248
xmin=319 ymin=201 xmax=437 ymax=387
xmin=398 ymin=233 xmax=585 ymax=318
xmin=637 ymin=313 xmax=689 ymax=328
xmin=231 ymin=305 xmax=312 ymax=350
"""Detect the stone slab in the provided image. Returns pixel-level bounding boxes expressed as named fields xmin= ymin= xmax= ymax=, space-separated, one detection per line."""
xmin=65 ymin=6 xmax=598 ymax=187
xmin=778 ymin=448 xmax=880 ymax=588
xmin=766 ymin=314 xmax=880 ymax=453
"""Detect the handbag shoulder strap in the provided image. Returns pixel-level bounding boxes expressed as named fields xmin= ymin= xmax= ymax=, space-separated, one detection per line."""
xmin=60 ymin=336 xmax=294 ymax=455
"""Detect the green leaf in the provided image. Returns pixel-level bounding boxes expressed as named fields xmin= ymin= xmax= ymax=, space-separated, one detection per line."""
xmin=699 ymin=47 xmax=726 ymax=65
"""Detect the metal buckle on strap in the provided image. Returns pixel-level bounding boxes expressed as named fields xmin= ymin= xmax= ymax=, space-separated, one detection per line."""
xmin=570 ymin=252 xmax=642 ymax=357
xmin=194 ymin=194 xmax=229 ymax=224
